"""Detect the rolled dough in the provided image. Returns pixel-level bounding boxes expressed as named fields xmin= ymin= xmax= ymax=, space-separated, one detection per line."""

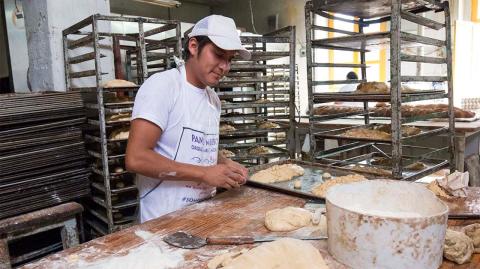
xmin=444 ymin=229 xmax=474 ymax=264
xmin=209 ymin=238 xmax=329 ymax=269
xmin=250 ymin=164 xmax=304 ymax=183
xmin=311 ymin=174 xmax=366 ymax=198
xmin=264 ymin=207 xmax=312 ymax=232
xmin=462 ymin=224 xmax=480 ymax=253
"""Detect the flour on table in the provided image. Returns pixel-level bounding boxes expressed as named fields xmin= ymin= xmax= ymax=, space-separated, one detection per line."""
xmin=75 ymin=242 xmax=185 ymax=269
xmin=134 ymin=230 xmax=155 ymax=241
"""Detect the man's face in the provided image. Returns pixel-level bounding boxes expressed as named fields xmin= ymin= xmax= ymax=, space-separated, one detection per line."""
xmin=188 ymin=39 xmax=236 ymax=87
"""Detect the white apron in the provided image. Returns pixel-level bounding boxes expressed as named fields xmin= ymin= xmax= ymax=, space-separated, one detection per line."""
xmin=138 ymin=65 xmax=219 ymax=222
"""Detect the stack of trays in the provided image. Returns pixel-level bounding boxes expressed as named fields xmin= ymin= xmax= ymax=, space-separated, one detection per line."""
xmin=0 ymin=92 xmax=90 ymax=219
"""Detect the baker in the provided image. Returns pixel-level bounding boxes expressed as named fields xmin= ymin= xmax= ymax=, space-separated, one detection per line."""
xmin=126 ymin=15 xmax=250 ymax=223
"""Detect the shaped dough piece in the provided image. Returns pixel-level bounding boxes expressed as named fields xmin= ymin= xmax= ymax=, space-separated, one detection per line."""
xmin=265 ymin=207 xmax=312 ymax=232
xmin=444 ymin=229 xmax=474 ymax=264
xmin=462 ymin=224 xmax=480 ymax=253
xmin=312 ymin=174 xmax=366 ymax=198
xmin=217 ymin=238 xmax=329 ymax=269
xmin=102 ymin=79 xmax=137 ymax=88
xmin=250 ymin=164 xmax=305 ymax=183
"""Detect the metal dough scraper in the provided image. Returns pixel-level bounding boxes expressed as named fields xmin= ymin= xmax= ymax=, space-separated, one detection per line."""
xmin=163 ymin=231 xmax=327 ymax=249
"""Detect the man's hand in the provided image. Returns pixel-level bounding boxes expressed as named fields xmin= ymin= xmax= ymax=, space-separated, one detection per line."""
xmin=223 ymin=159 xmax=248 ymax=184
xmin=202 ymin=163 xmax=247 ymax=189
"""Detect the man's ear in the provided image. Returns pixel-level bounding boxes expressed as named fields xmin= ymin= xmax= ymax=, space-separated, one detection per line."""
xmin=188 ymin=38 xmax=199 ymax=58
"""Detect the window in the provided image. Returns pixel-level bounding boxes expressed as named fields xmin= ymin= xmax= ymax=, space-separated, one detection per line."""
xmin=472 ymin=0 xmax=479 ymax=22
xmin=313 ymin=14 xmax=387 ymax=92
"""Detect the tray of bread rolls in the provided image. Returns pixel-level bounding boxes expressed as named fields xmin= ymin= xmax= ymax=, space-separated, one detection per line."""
xmin=312 ymin=82 xmax=446 ymax=102
xmin=219 ymin=121 xmax=289 ymax=137
xmin=246 ymin=159 xmax=378 ymax=201
xmin=222 ymin=145 xmax=289 ymax=162
xmin=313 ymin=123 xmax=447 ymax=143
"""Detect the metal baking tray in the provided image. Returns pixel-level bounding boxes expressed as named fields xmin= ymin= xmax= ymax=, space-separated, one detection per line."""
xmin=312 ymin=90 xmax=446 ymax=103
xmin=313 ymin=123 xmax=448 ymax=143
xmin=247 ymin=159 xmax=376 ymax=201
xmin=315 ymin=142 xmax=449 ymax=181
xmin=312 ymin=0 xmax=442 ymax=19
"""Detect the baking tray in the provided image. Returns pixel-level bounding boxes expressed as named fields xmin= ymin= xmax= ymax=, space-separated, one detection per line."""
xmin=313 ymin=123 xmax=448 ymax=143
xmin=312 ymin=90 xmax=446 ymax=103
xmin=438 ymin=187 xmax=480 ymax=219
xmin=246 ymin=159 xmax=375 ymax=201
xmin=315 ymin=142 xmax=449 ymax=181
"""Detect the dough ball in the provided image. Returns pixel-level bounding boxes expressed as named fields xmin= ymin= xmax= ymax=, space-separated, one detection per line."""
xmin=208 ymin=249 xmax=247 ymax=269
xmin=444 ymin=229 xmax=474 ymax=264
xmin=113 ymin=167 xmax=124 ymax=173
xmin=322 ymin=172 xmax=331 ymax=180
xmin=265 ymin=207 xmax=312 ymax=232
xmin=294 ymin=179 xmax=302 ymax=189
xmin=210 ymin=238 xmax=328 ymax=269
xmin=462 ymin=224 xmax=480 ymax=253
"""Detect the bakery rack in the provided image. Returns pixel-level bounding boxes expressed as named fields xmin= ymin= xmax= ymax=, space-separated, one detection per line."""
xmin=305 ymin=0 xmax=454 ymax=180
xmin=216 ymin=26 xmax=297 ymax=166
xmin=63 ymin=14 xmax=181 ymax=235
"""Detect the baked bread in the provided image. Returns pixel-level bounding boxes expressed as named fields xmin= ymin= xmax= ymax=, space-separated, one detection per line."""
xmin=347 ymin=164 xmax=392 ymax=177
xmin=219 ymin=124 xmax=236 ymax=133
xmin=248 ymin=146 xmax=271 ymax=155
xmin=109 ymin=126 xmax=130 ymax=140
xmin=341 ymin=128 xmax=391 ymax=140
xmin=106 ymin=112 xmax=131 ymax=122
xmin=355 ymin=82 xmax=389 ymax=94
xmin=219 ymin=149 xmax=235 ymax=158
xmin=258 ymin=121 xmax=280 ymax=129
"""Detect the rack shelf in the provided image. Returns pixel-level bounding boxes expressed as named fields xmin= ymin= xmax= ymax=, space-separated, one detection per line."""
xmin=305 ymin=0 xmax=454 ymax=179
xmin=63 ymin=14 xmax=181 ymax=236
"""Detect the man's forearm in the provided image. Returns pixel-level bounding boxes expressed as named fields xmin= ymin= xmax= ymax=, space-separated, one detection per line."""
xmin=126 ymin=149 xmax=206 ymax=182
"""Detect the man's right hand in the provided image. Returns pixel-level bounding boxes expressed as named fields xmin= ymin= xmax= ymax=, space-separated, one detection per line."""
xmin=202 ymin=164 xmax=247 ymax=189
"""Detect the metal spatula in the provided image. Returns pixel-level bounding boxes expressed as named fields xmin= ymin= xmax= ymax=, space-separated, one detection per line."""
xmin=163 ymin=231 xmax=328 ymax=249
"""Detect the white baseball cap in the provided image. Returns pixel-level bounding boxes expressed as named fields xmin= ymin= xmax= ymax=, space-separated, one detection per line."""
xmin=188 ymin=15 xmax=251 ymax=60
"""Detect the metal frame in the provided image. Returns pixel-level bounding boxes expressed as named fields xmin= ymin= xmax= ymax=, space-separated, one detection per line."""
xmin=62 ymin=14 xmax=181 ymax=235
xmin=305 ymin=0 xmax=454 ymax=179
xmin=216 ymin=26 xmax=297 ymax=166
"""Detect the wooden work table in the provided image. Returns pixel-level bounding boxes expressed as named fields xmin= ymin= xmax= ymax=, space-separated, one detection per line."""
xmin=22 ymin=186 xmax=480 ymax=269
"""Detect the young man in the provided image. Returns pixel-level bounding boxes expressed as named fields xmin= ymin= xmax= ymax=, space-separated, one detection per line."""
xmin=126 ymin=15 xmax=250 ymax=223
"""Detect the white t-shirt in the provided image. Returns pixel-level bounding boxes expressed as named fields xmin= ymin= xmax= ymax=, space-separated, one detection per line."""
xmin=131 ymin=65 xmax=221 ymax=222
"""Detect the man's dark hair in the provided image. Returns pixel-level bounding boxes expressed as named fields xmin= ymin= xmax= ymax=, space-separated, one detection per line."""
xmin=346 ymin=71 xmax=358 ymax=80
xmin=183 ymin=36 xmax=213 ymax=60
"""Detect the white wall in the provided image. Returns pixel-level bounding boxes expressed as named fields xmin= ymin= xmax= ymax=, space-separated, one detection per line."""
xmin=0 ymin=2 xmax=9 ymax=78
xmin=23 ymin=0 xmax=112 ymax=91
xmin=110 ymin=0 xmax=211 ymax=23
xmin=4 ymin=0 xmax=28 ymax=91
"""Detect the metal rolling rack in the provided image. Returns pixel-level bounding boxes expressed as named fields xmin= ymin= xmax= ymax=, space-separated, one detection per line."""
xmin=305 ymin=0 xmax=454 ymax=180
xmin=63 ymin=14 xmax=181 ymax=235
xmin=216 ymin=26 xmax=296 ymax=166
